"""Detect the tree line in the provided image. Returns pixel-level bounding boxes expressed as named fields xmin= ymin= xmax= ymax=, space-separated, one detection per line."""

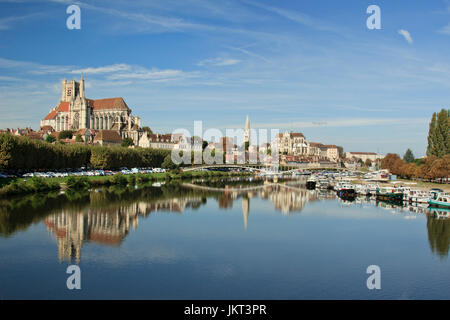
xmin=381 ymin=108 xmax=449 ymax=181
xmin=0 ymin=133 xmax=173 ymax=171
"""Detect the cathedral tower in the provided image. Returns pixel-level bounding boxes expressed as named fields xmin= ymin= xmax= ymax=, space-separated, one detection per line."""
xmin=244 ymin=114 xmax=250 ymax=145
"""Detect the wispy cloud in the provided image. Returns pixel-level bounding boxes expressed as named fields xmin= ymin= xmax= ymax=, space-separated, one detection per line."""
xmin=70 ymin=64 xmax=132 ymax=74
xmin=197 ymin=57 xmax=241 ymax=67
xmin=438 ymin=23 xmax=450 ymax=35
xmin=0 ymin=13 xmax=43 ymax=30
xmin=398 ymin=29 xmax=413 ymax=44
xmin=242 ymin=0 xmax=343 ymax=34
xmin=230 ymin=118 xmax=428 ymax=129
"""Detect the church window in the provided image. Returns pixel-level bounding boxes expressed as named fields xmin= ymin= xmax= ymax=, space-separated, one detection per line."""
xmin=67 ymin=89 xmax=72 ymax=96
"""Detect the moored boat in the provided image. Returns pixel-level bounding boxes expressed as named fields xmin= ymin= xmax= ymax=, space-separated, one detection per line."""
xmin=428 ymin=193 xmax=450 ymax=209
xmin=337 ymin=183 xmax=356 ymax=200
xmin=376 ymin=187 xmax=404 ymax=203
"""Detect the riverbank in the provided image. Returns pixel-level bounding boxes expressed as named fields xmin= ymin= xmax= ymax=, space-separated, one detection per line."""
xmin=350 ymin=178 xmax=450 ymax=193
xmin=0 ymin=170 xmax=252 ymax=197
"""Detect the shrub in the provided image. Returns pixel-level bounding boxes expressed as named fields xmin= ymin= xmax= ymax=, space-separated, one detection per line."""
xmin=66 ymin=176 xmax=90 ymax=190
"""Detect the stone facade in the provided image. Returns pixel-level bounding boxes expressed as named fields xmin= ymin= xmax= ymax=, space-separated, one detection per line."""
xmin=40 ymin=76 xmax=142 ymax=145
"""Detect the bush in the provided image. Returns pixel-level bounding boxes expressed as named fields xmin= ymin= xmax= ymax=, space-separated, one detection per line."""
xmin=110 ymin=173 xmax=128 ymax=185
xmin=66 ymin=176 xmax=90 ymax=190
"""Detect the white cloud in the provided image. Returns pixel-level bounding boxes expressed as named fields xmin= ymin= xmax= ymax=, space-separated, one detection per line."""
xmin=70 ymin=64 xmax=132 ymax=74
xmin=398 ymin=29 xmax=413 ymax=44
xmin=0 ymin=13 xmax=43 ymax=30
xmin=197 ymin=57 xmax=241 ymax=67
xmin=438 ymin=23 xmax=450 ymax=35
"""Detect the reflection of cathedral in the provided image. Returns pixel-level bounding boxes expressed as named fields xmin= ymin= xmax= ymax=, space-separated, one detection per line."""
xmin=44 ymin=197 xmax=203 ymax=263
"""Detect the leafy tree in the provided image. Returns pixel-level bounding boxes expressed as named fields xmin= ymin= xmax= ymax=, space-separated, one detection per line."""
xmin=427 ymin=112 xmax=437 ymax=157
xmin=427 ymin=109 xmax=450 ymax=157
xmin=403 ymin=148 xmax=415 ymax=163
xmin=141 ymin=126 xmax=153 ymax=134
xmin=434 ymin=109 xmax=450 ymax=157
xmin=121 ymin=137 xmax=134 ymax=147
xmin=365 ymin=158 xmax=372 ymax=167
xmin=162 ymin=154 xmax=178 ymax=170
xmin=59 ymin=130 xmax=73 ymax=140
xmin=45 ymin=135 xmax=56 ymax=143
xmin=75 ymin=134 xmax=83 ymax=143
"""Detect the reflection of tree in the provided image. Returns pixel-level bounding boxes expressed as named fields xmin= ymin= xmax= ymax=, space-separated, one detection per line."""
xmin=427 ymin=215 xmax=450 ymax=258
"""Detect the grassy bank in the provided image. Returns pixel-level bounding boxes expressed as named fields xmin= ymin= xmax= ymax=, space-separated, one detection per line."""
xmin=0 ymin=170 xmax=252 ymax=197
xmin=350 ymin=178 xmax=450 ymax=192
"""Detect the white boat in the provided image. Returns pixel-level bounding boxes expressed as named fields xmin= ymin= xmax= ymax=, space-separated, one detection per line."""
xmin=406 ymin=189 xmax=430 ymax=204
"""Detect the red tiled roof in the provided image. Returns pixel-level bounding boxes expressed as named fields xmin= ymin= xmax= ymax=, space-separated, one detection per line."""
xmin=40 ymin=125 xmax=54 ymax=132
xmin=94 ymin=130 xmax=122 ymax=142
xmin=44 ymin=110 xmax=57 ymax=120
xmin=290 ymin=132 xmax=304 ymax=137
xmin=56 ymin=102 xmax=69 ymax=112
xmin=87 ymin=98 xmax=130 ymax=111
xmin=309 ymin=142 xmax=323 ymax=147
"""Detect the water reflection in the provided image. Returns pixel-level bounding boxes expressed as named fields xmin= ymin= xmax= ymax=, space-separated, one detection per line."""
xmin=0 ymin=181 xmax=449 ymax=263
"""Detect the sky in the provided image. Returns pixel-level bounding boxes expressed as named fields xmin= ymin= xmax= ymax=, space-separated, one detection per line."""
xmin=1 ymin=0 xmax=450 ymax=157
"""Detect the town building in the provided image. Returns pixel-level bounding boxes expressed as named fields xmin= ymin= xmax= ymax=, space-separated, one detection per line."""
xmin=344 ymin=152 xmax=384 ymax=163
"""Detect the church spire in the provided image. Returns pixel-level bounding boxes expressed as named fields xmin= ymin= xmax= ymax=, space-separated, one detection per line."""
xmin=245 ymin=114 xmax=250 ymax=130
xmin=80 ymin=73 xmax=85 ymax=98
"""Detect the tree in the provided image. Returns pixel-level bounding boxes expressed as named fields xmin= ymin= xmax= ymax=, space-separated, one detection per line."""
xmin=365 ymin=158 xmax=372 ymax=167
xmin=75 ymin=134 xmax=83 ymax=143
xmin=202 ymin=140 xmax=208 ymax=151
xmin=403 ymin=148 xmax=415 ymax=163
xmin=45 ymin=135 xmax=56 ymax=143
xmin=427 ymin=112 xmax=437 ymax=157
xmin=141 ymin=126 xmax=153 ymax=134
xmin=434 ymin=109 xmax=450 ymax=157
xmin=337 ymin=146 xmax=344 ymax=158
xmin=121 ymin=137 xmax=134 ymax=147
xmin=427 ymin=109 xmax=450 ymax=157
xmin=59 ymin=130 xmax=73 ymax=140
xmin=381 ymin=153 xmax=403 ymax=174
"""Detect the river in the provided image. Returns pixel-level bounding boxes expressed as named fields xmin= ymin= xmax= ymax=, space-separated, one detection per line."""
xmin=0 ymin=178 xmax=449 ymax=299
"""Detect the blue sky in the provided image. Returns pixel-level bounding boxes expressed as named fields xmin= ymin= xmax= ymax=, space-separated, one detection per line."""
xmin=1 ymin=0 xmax=450 ymax=157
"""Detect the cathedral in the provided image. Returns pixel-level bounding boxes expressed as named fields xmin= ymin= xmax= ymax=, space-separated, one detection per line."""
xmin=40 ymin=75 xmax=142 ymax=145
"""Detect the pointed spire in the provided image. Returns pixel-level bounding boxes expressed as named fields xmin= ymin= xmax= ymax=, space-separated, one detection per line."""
xmin=245 ymin=114 xmax=250 ymax=130
xmin=80 ymin=73 xmax=85 ymax=98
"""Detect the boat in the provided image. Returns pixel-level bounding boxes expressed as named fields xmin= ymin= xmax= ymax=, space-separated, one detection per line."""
xmin=316 ymin=178 xmax=330 ymax=190
xmin=428 ymin=193 xmax=450 ymax=209
xmin=376 ymin=187 xmax=404 ymax=203
xmin=407 ymin=189 xmax=430 ymax=204
xmin=306 ymin=177 xmax=316 ymax=190
xmin=336 ymin=183 xmax=356 ymax=200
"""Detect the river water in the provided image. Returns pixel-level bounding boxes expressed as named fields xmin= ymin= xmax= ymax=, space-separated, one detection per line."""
xmin=0 ymin=179 xmax=449 ymax=299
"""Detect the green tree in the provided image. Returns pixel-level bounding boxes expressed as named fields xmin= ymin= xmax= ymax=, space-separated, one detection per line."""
xmin=75 ymin=134 xmax=83 ymax=143
xmin=427 ymin=109 xmax=450 ymax=157
xmin=403 ymin=148 xmax=415 ymax=163
xmin=121 ymin=137 xmax=134 ymax=147
xmin=427 ymin=112 xmax=437 ymax=157
xmin=59 ymin=130 xmax=73 ymax=140
xmin=434 ymin=109 xmax=450 ymax=157
xmin=45 ymin=135 xmax=56 ymax=143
